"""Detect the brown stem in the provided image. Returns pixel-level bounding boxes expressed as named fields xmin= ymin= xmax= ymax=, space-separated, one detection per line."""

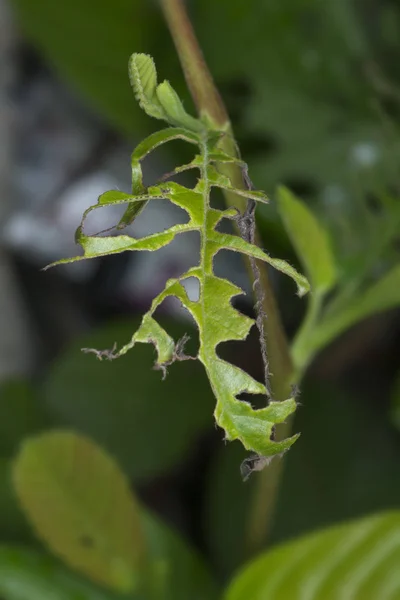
xmin=159 ymin=0 xmax=228 ymax=128
xmin=159 ymin=0 xmax=294 ymax=556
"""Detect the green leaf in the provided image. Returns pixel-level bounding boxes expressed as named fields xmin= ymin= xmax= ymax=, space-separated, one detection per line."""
xmin=128 ymin=53 xmax=166 ymax=121
xmin=12 ymin=430 xmax=146 ymax=593
xmin=277 ymin=186 xmax=337 ymax=295
xmin=103 ymin=127 xmax=200 ymax=229
xmin=0 ymin=547 xmax=127 ymax=600
xmin=43 ymin=317 xmax=214 ymax=481
xmin=129 ymin=54 xmax=202 ymax=132
xmin=53 ymin=161 xmax=304 ymax=455
xmin=45 ymin=49 xmax=310 ymax=458
xmin=306 ymin=265 xmax=400 ymax=357
xmin=142 ymin=511 xmax=219 ymax=600
xmin=225 ymin=511 xmax=400 ymax=599
xmin=11 ymin=432 xmax=218 ymax=600
xmin=0 ymin=380 xmax=49 ymax=456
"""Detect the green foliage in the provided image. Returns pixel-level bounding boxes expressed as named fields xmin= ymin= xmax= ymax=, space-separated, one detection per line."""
xmin=42 ymin=317 xmax=214 ymax=481
xmin=12 ymin=431 xmax=218 ymax=600
xmin=0 ymin=547 xmax=127 ymax=600
xmin=274 ymin=188 xmax=400 ymax=373
xmin=0 ymin=381 xmax=49 ymax=456
xmin=47 ymin=54 xmax=309 ymax=458
xmin=225 ymin=511 xmax=400 ymax=599
xmin=277 ymin=187 xmax=337 ymax=297
xmin=205 ymin=378 xmax=400 ymax=578
xmin=14 ymin=0 xmax=400 ymax=265
xmin=13 ymin=430 xmax=146 ymax=593
xmin=12 ymin=0 xmax=400 ymax=198
xmin=129 ymin=54 xmax=203 ymax=132
xmin=3 ymin=3 xmax=400 ymax=599
xmin=142 ymin=512 xmax=218 ymax=600
xmin=293 ymin=264 xmax=400 ymax=371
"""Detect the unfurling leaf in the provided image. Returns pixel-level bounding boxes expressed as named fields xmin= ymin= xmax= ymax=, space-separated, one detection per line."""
xmin=278 ymin=186 xmax=337 ymax=296
xmin=129 ymin=54 xmax=202 ymax=132
xmin=12 ymin=431 xmax=146 ymax=593
xmin=225 ymin=511 xmax=400 ymax=599
xmin=47 ymin=55 xmax=310 ymax=458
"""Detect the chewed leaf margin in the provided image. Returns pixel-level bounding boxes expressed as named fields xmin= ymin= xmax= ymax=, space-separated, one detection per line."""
xmin=47 ymin=55 xmax=309 ymax=459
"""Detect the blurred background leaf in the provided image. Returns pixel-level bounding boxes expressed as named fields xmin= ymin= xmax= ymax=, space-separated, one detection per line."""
xmin=277 ymin=186 xmax=337 ymax=294
xmin=13 ymin=430 xmax=146 ymax=593
xmin=12 ymin=430 xmax=218 ymax=600
xmin=42 ymin=317 xmax=214 ymax=482
xmin=224 ymin=511 xmax=400 ymax=599
xmin=142 ymin=511 xmax=219 ymax=600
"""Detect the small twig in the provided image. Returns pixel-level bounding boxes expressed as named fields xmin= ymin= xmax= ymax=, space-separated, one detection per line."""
xmin=237 ymin=175 xmax=272 ymax=401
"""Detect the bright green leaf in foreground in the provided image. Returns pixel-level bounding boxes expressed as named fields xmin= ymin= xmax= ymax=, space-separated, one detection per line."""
xmin=278 ymin=186 xmax=337 ymax=296
xmin=47 ymin=54 xmax=309 ymax=458
xmin=225 ymin=511 xmax=400 ymax=599
xmin=13 ymin=431 xmax=146 ymax=593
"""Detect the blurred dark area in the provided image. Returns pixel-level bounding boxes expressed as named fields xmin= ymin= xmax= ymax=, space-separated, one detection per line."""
xmin=0 ymin=0 xmax=400 ymax=589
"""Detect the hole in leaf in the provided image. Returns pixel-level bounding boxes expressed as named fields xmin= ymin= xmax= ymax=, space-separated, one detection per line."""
xmin=121 ymin=231 xmax=200 ymax=304
xmin=181 ymin=276 xmax=200 ymax=302
xmin=214 ymin=214 xmax=234 ymax=234
xmin=213 ymin=249 xmax=250 ymax=294
xmin=237 ymin=393 xmax=269 ymax=410
xmin=153 ymin=301 xmax=200 ymax=356
xmin=140 ymin=139 xmax=197 ymax=187
xmin=130 ymin=201 xmax=190 ymax=236
xmin=217 ymin=324 xmax=264 ymax=384
xmin=209 ymin=185 xmax=227 ymax=210
xmin=164 ymin=167 xmax=199 ymax=190
xmin=83 ymin=204 xmax=127 ymax=236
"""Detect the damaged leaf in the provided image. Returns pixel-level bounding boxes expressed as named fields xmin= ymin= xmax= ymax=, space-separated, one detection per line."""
xmin=47 ymin=54 xmax=309 ymax=458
